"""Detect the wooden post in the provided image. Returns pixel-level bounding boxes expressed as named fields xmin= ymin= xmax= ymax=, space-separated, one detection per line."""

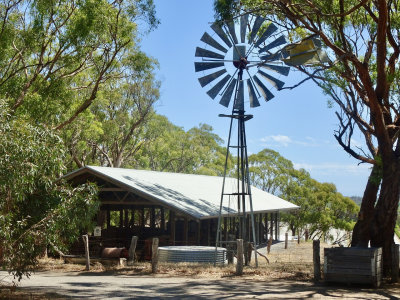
xmin=285 ymin=232 xmax=288 ymax=249
xmin=196 ymin=221 xmax=201 ymax=245
xmin=141 ymin=207 xmax=145 ymax=227
xmin=236 ymin=239 xmax=243 ymax=276
xmin=119 ymin=208 xmax=123 ymax=228
xmin=267 ymin=236 xmax=273 ymax=254
xmin=207 ymin=219 xmax=211 ymax=246
xmin=151 ymin=207 xmax=156 ymax=228
xmin=128 ymin=236 xmax=138 ymax=266
xmin=170 ymin=211 xmax=175 ymax=245
xmin=151 ymin=237 xmax=159 ymax=273
xmin=313 ymin=240 xmax=321 ymax=282
xmin=161 ymin=207 xmax=165 ymax=231
xmin=184 ymin=217 xmax=188 ymax=245
xmin=124 ymin=209 xmax=129 ymax=228
xmin=82 ymin=234 xmax=90 ymax=271
xmin=269 ymin=213 xmax=273 ymax=240
xmin=247 ymin=242 xmax=253 ymax=264
xmin=305 ymin=229 xmax=309 ymax=241
xmin=106 ymin=208 xmax=111 ymax=229
xmin=391 ymin=244 xmax=399 ymax=283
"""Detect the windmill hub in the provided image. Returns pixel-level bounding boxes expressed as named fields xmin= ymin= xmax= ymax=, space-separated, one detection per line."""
xmin=233 ymin=56 xmax=248 ymax=70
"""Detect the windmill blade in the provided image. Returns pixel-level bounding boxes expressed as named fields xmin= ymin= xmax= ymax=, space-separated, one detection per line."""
xmin=258 ymin=70 xmax=285 ymax=90
xmin=254 ymin=23 xmax=278 ymax=48
xmin=211 ymin=23 xmax=232 ymax=48
xmin=198 ymin=69 xmax=227 ymax=87
xmin=201 ymin=32 xmax=228 ymax=53
xmin=194 ymin=62 xmax=224 ymax=72
xmin=259 ymin=35 xmax=287 ymax=53
xmin=227 ymin=22 xmax=238 ymax=45
xmin=234 ymin=80 xmax=245 ymax=110
xmin=219 ymin=78 xmax=237 ymax=107
xmin=240 ymin=14 xmax=248 ymax=43
xmin=247 ymin=80 xmax=260 ymax=107
xmin=207 ymin=74 xmax=231 ymax=99
xmin=195 ymin=47 xmax=225 ymax=59
xmin=260 ymin=64 xmax=290 ymax=76
xmin=253 ymin=75 xmax=275 ymax=101
xmin=249 ymin=16 xmax=265 ymax=44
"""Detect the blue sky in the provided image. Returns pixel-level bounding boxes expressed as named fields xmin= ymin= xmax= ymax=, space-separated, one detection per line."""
xmin=139 ymin=0 xmax=370 ymax=197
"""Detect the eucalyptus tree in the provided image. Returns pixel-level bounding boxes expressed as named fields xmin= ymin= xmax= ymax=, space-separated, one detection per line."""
xmin=0 ymin=100 xmax=98 ymax=280
xmin=215 ymin=0 xmax=400 ymax=274
xmin=64 ymin=51 xmax=160 ymax=168
xmin=135 ymin=116 xmax=232 ymax=176
xmin=248 ymin=148 xmax=293 ymax=195
xmin=248 ymin=149 xmax=358 ymax=243
xmin=0 ymin=0 xmax=158 ymax=128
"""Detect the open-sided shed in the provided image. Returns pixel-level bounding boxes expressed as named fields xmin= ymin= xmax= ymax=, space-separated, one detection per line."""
xmin=64 ymin=166 xmax=298 ymax=257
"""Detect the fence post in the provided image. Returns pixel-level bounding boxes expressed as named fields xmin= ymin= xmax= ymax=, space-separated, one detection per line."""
xmin=313 ymin=240 xmax=321 ymax=282
xmin=391 ymin=244 xmax=399 ymax=283
xmin=128 ymin=236 xmax=138 ymax=266
xmin=236 ymin=239 xmax=243 ymax=276
xmin=151 ymin=238 xmax=159 ymax=274
xmin=267 ymin=236 xmax=272 ymax=254
xmin=82 ymin=234 xmax=90 ymax=271
xmin=285 ymin=232 xmax=288 ymax=249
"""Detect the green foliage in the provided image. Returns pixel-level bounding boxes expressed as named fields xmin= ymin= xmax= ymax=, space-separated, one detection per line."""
xmin=0 ymin=0 xmax=159 ymax=128
xmin=248 ymin=148 xmax=293 ymax=195
xmin=63 ymin=50 xmax=160 ymax=168
xmin=249 ymin=148 xmax=358 ymax=242
xmin=0 ymin=100 xmax=99 ymax=281
xmin=134 ymin=115 xmax=232 ymax=175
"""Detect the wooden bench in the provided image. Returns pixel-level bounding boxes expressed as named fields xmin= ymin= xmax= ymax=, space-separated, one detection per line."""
xmin=324 ymin=247 xmax=382 ymax=287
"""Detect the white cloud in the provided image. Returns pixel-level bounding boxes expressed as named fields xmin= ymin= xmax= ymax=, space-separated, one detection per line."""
xmin=260 ymin=135 xmax=330 ymax=148
xmin=260 ymin=135 xmax=292 ymax=147
xmin=293 ymin=162 xmax=371 ymax=176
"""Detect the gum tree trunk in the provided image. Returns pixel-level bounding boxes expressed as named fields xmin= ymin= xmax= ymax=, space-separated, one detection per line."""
xmin=352 ymin=159 xmax=400 ymax=276
xmin=351 ymin=164 xmax=381 ymax=247
xmin=370 ymin=160 xmax=400 ymax=275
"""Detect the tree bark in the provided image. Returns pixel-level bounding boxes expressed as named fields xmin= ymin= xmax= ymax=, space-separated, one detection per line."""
xmin=351 ymin=164 xmax=381 ymax=247
xmin=370 ymin=160 xmax=400 ymax=275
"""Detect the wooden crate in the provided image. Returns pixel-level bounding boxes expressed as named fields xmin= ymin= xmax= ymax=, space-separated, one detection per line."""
xmin=324 ymin=247 xmax=382 ymax=287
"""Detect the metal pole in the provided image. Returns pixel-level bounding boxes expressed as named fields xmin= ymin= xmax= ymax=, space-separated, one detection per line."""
xmin=214 ymin=115 xmax=234 ymax=266
xmin=243 ymin=118 xmax=258 ymax=267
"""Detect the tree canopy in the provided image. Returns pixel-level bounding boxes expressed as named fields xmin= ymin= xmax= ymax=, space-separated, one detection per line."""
xmin=248 ymin=148 xmax=358 ymax=244
xmin=0 ymin=100 xmax=98 ymax=280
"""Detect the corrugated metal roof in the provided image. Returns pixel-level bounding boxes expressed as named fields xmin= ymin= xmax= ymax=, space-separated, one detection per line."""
xmin=65 ymin=166 xmax=299 ymax=220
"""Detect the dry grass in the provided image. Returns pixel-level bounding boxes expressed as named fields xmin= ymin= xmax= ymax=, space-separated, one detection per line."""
xmin=33 ymin=240 xmax=319 ymax=281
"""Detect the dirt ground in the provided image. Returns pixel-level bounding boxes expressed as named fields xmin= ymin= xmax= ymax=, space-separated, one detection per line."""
xmin=1 ymin=241 xmax=399 ymax=299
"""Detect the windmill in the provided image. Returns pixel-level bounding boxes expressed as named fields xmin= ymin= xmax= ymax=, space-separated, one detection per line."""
xmin=194 ymin=14 xmax=327 ymax=266
xmin=194 ymin=15 xmax=292 ymax=266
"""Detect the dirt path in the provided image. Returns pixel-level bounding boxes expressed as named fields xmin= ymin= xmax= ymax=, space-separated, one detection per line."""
xmin=1 ymin=271 xmax=400 ymax=299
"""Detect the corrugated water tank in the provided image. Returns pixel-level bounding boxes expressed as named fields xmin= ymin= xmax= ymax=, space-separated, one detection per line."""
xmin=158 ymin=246 xmax=226 ymax=265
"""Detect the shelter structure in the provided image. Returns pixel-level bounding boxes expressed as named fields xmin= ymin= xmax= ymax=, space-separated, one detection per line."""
xmin=64 ymin=166 xmax=298 ymax=258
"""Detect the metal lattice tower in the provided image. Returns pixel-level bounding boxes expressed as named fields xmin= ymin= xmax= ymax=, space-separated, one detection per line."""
xmin=194 ymin=15 xmax=291 ymax=266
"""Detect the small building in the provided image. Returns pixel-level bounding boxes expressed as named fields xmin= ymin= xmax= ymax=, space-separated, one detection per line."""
xmin=64 ymin=166 xmax=298 ymax=258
